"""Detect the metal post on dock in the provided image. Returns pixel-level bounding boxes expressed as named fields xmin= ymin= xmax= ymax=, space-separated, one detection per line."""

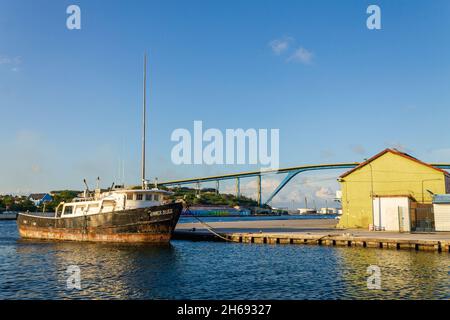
xmin=216 ymin=180 xmax=219 ymax=195
xmin=235 ymin=177 xmax=240 ymax=199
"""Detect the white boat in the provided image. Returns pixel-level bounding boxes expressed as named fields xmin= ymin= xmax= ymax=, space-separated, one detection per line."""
xmin=53 ymin=184 xmax=174 ymax=218
xmin=0 ymin=211 xmax=17 ymax=220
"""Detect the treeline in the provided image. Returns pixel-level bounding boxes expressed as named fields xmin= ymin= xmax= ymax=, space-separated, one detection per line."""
xmin=1 ymin=188 xmax=262 ymax=213
xmin=0 ymin=195 xmax=36 ymax=212
xmin=168 ymin=187 xmax=260 ymax=207
xmin=42 ymin=190 xmax=81 ymax=212
xmin=0 ymin=190 xmax=80 ymax=213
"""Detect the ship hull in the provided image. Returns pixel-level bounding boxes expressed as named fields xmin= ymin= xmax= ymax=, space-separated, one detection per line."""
xmin=17 ymin=203 xmax=183 ymax=243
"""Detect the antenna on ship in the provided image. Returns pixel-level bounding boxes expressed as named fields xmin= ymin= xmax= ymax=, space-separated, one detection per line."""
xmin=141 ymin=52 xmax=147 ymax=190
xmin=83 ymin=179 xmax=90 ymax=198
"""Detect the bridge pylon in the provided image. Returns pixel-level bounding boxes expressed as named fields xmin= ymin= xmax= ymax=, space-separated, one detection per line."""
xmin=257 ymin=175 xmax=262 ymax=207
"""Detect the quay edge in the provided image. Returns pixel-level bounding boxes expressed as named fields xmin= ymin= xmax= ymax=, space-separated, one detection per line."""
xmin=173 ymin=230 xmax=450 ymax=253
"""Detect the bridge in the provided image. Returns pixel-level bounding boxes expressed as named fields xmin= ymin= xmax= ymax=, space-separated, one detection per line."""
xmin=158 ymin=162 xmax=450 ymax=207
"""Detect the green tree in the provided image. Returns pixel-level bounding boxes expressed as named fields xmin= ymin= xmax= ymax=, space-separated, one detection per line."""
xmin=19 ymin=199 xmax=37 ymax=212
xmin=39 ymin=190 xmax=81 ymax=212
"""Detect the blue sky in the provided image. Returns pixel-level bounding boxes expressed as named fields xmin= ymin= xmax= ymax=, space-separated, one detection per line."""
xmin=1 ymin=0 xmax=450 ymax=207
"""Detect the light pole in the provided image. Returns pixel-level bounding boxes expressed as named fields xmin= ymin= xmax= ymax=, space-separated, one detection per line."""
xmin=365 ymin=159 xmax=376 ymax=229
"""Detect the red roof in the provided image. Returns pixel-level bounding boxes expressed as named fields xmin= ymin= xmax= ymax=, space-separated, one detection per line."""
xmin=340 ymin=148 xmax=449 ymax=178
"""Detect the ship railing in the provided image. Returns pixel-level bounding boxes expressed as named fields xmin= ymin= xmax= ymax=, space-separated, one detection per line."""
xmin=72 ymin=197 xmax=95 ymax=202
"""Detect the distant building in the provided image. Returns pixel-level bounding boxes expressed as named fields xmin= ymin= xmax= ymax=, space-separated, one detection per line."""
xmin=28 ymin=193 xmax=53 ymax=206
xmin=318 ymin=208 xmax=337 ymax=214
xmin=297 ymin=208 xmax=317 ymax=215
xmin=272 ymin=207 xmax=289 ymax=215
xmin=183 ymin=205 xmax=251 ymax=216
xmin=337 ymin=148 xmax=450 ymax=230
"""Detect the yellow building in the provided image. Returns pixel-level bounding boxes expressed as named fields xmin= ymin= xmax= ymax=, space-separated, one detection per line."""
xmin=337 ymin=149 xmax=450 ymax=229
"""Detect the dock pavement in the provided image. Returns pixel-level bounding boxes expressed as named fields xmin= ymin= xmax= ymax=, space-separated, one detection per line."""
xmin=174 ymin=219 xmax=450 ymax=252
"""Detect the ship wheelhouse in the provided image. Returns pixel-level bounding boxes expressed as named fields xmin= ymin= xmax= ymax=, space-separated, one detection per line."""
xmin=55 ymin=189 xmax=173 ymax=218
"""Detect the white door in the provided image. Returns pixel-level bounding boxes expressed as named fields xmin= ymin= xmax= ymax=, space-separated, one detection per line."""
xmin=373 ymin=197 xmax=411 ymax=232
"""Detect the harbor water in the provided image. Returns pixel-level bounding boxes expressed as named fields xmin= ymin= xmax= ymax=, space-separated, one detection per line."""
xmin=0 ymin=218 xmax=448 ymax=300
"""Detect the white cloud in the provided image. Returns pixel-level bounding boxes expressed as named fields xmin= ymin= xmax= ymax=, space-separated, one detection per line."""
xmin=219 ymin=172 xmax=340 ymax=208
xmin=0 ymin=55 xmax=21 ymax=72
xmin=351 ymin=144 xmax=366 ymax=155
xmin=269 ymin=37 xmax=314 ymax=65
xmin=268 ymin=37 xmax=292 ymax=55
xmin=0 ymin=55 xmax=20 ymax=64
xmin=424 ymin=148 xmax=450 ymax=162
xmin=320 ymin=149 xmax=334 ymax=159
xmin=315 ymin=187 xmax=334 ymax=199
xmin=287 ymin=47 xmax=313 ymax=64
xmin=16 ymin=129 xmax=41 ymax=143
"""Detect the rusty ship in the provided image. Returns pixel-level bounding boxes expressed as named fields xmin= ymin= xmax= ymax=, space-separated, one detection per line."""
xmin=17 ymin=54 xmax=183 ymax=243
xmin=17 ymin=186 xmax=183 ymax=243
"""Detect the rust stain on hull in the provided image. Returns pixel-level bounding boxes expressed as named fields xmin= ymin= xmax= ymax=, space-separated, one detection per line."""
xmin=17 ymin=203 xmax=183 ymax=243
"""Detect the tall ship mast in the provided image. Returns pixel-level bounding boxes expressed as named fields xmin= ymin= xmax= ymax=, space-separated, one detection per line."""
xmin=142 ymin=53 xmax=147 ymax=189
xmin=16 ymin=55 xmax=183 ymax=243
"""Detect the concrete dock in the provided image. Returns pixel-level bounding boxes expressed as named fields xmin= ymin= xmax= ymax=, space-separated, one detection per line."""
xmin=174 ymin=219 xmax=450 ymax=252
xmin=0 ymin=213 xmax=17 ymax=221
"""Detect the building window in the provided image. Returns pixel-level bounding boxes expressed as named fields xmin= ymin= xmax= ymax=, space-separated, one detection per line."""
xmin=64 ymin=206 xmax=73 ymax=215
xmin=154 ymin=195 xmax=160 ymax=201
xmin=145 ymin=194 xmax=152 ymax=201
xmin=136 ymin=194 xmax=143 ymax=201
xmin=127 ymin=194 xmax=134 ymax=201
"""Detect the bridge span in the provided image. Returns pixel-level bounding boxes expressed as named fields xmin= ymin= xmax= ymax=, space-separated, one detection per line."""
xmin=158 ymin=163 xmax=450 ymax=207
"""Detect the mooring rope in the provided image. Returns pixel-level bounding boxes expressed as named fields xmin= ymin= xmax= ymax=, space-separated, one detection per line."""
xmin=182 ymin=206 xmax=337 ymax=244
xmin=317 ymin=234 xmax=333 ymax=241
xmin=183 ymin=206 xmax=238 ymax=242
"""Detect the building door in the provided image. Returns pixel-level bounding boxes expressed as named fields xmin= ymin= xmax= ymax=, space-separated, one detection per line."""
xmin=398 ymin=206 xmax=409 ymax=232
xmin=411 ymin=206 xmax=435 ymax=232
xmin=373 ymin=197 xmax=411 ymax=232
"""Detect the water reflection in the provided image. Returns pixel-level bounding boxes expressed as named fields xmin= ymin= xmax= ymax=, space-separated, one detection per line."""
xmin=335 ymin=247 xmax=449 ymax=299
xmin=0 ymin=221 xmax=449 ymax=299
xmin=10 ymin=236 xmax=181 ymax=299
